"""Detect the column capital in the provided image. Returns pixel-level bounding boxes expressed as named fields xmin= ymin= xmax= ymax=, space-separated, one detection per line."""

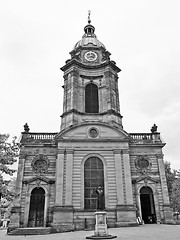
xmin=57 ymin=149 xmax=66 ymax=154
xmin=104 ymin=70 xmax=113 ymax=78
xmin=156 ymin=154 xmax=164 ymax=159
xmin=70 ymin=69 xmax=79 ymax=77
xmin=66 ymin=149 xmax=74 ymax=154
xmin=121 ymin=149 xmax=130 ymax=154
xmin=63 ymin=74 xmax=68 ymax=81
xmin=113 ymin=149 xmax=121 ymax=154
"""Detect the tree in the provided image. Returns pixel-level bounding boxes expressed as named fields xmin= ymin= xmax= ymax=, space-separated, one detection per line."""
xmin=0 ymin=177 xmax=17 ymax=221
xmin=0 ymin=134 xmax=19 ymax=221
xmin=164 ymin=161 xmax=177 ymax=197
xmin=171 ymin=172 xmax=180 ymax=212
xmin=164 ymin=161 xmax=180 ymax=213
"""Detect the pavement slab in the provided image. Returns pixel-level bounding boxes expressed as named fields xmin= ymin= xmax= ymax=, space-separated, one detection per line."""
xmin=0 ymin=225 xmax=180 ymax=240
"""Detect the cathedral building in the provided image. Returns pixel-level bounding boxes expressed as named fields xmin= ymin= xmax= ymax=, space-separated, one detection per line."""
xmin=8 ymin=16 xmax=173 ymax=234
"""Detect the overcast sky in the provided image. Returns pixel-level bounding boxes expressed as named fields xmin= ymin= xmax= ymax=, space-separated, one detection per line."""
xmin=1 ymin=0 xmax=180 ymax=170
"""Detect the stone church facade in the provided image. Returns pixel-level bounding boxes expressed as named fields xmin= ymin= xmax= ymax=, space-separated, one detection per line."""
xmin=8 ymin=18 xmax=173 ymax=233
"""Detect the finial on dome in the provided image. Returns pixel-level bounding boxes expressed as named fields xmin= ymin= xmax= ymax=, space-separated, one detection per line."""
xmin=88 ymin=10 xmax=91 ymax=24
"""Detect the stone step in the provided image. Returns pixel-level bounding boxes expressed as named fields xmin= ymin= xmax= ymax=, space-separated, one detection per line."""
xmin=8 ymin=227 xmax=51 ymax=235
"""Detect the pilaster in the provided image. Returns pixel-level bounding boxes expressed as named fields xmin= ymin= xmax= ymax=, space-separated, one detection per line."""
xmin=13 ymin=153 xmax=26 ymax=206
xmin=157 ymin=154 xmax=174 ymax=224
xmin=8 ymin=153 xmax=26 ymax=231
xmin=53 ymin=149 xmax=74 ymax=231
xmin=113 ymin=150 xmax=124 ymax=205
xmin=71 ymin=69 xmax=79 ymax=111
xmin=55 ymin=150 xmax=65 ymax=205
xmin=116 ymin=150 xmax=137 ymax=227
xmin=157 ymin=154 xmax=170 ymax=205
xmin=122 ymin=150 xmax=134 ymax=205
xmin=104 ymin=70 xmax=113 ymax=111
xmin=65 ymin=150 xmax=74 ymax=205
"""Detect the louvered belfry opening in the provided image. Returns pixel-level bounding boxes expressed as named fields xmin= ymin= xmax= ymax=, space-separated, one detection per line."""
xmin=85 ymin=83 xmax=99 ymax=113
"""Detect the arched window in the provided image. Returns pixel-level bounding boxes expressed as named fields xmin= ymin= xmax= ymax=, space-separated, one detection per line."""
xmin=84 ymin=157 xmax=104 ymax=210
xmin=85 ymin=83 xmax=99 ymax=113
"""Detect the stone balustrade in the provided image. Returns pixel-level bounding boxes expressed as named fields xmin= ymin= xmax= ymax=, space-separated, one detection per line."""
xmin=21 ymin=132 xmax=57 ymax=142
xmin=20 ymin=131 xmax=163 ymax=144
xmin=129 ymin=133 xmax=162 ymax=144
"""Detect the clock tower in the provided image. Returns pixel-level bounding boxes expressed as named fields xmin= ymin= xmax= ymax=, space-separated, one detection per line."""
xmin=60 ymin=16 xmax=123 ymax=131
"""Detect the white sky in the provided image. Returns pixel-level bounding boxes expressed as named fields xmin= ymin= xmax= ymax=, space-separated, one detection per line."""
xmin=1 ymin=0 xmax=180 ymax=170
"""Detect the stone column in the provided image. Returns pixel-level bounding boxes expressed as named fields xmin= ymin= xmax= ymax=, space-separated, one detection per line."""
xmin=157 ymin=154 xmax=174 ymax=224
xmin=8 ymin=153 xmax=26 ymax=231
xmin=65 ymin=150 xmax=74 ymax=205
xmin=113 ymin=150 xmax=124 ymax=205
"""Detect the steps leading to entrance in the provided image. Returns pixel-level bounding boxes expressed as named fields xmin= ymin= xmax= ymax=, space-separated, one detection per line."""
xmin=7 ymin=227 xmax=51 ymax=235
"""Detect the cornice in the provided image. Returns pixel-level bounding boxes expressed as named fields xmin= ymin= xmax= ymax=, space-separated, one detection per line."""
xmin=130 ymin=143 xmax=166 ymax=147
xmin=60 ymin=59 xmax=121 ymax=73
xmin=132 ymin=175 xmax=160 ymax=184
xmin=60 ymin=108 xmax=123 ymax=118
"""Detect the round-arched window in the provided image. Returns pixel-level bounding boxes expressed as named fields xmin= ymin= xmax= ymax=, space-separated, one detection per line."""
xmin=84 ymin=157 xmax=104 ymax=210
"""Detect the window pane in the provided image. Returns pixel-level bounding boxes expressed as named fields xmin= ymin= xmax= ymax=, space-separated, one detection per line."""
xmin=84 ymin=169 xmax=91 ymax=178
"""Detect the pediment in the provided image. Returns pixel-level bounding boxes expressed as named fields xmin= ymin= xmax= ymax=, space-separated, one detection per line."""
xmin=56 ymin=122 xmax=129 ymax=141
xmin=132 ymin=175 xmax=160 ymax=184
xmin=23 ymin=176 xmax=55 ymax=184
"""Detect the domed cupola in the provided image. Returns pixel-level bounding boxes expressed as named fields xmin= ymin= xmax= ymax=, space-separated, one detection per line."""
xmin=73 ymin=14 xmax=106 ymax=51
xmin=62 ymin=12 xmax=120 ymax=71
xmin=63 ymin=11 xmax=113 ymax=66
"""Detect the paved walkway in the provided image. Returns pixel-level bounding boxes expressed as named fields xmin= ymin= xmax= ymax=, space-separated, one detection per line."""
xmin=0 ymin=225 xmax=180 ymax=240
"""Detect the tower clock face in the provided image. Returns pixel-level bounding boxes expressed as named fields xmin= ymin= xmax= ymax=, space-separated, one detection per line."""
xmin=84 ymin=51 xmax=97 ymax=61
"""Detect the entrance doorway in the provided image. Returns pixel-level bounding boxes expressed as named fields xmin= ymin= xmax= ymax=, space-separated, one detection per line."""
xmin=28 ymin=187 xmax=45 ymax=227
xmin=140 ymin=186 xmax=156 ymax=224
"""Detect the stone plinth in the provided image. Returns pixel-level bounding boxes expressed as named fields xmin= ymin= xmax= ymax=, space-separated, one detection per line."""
xmin=86 ymin=211 xmax=117 ymax=239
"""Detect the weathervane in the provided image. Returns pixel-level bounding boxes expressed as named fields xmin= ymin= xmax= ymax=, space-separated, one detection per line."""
xmin=88 ymin=10 xmax=91 ymax=24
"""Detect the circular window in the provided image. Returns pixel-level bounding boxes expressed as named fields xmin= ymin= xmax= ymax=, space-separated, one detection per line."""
xmin=89 ymin=128 xmax=99 ymax=138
